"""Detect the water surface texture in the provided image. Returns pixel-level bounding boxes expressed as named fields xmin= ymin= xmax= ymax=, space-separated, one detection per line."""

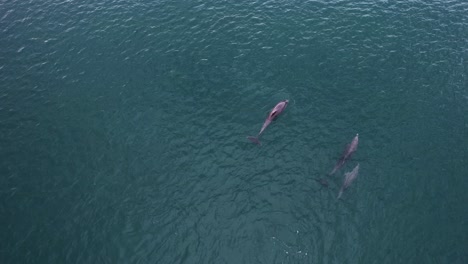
xmin=1 ymin=0 xmax=467 ymax=263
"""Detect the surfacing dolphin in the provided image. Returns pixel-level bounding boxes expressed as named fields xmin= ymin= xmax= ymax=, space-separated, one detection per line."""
xmin=247 ymin=100 xmax=289 ymax=145
xmin=329 ymin=133 xmax=359 ymax=175
xmin=337 ymin=163 xmax=360 ymax=199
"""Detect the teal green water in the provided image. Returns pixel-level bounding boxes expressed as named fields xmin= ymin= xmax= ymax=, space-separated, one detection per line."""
xmin=1 ymin=0 xmax=467 ymax=263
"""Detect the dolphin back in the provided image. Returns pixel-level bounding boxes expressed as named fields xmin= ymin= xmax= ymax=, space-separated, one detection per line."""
xmin=337 ymin=163 xmax=360 ymax=199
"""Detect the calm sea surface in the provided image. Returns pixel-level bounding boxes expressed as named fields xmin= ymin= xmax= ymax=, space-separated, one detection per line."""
xmin=1 ymin=0 xmax=467 ymax=263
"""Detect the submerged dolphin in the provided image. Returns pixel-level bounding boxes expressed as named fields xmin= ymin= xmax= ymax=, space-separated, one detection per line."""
xmin=337 ymin=163 xmax=360 ymax=199
xmin=329 ymin=134 xmax=359 ymax=175
xmin=247 ymin=100 xmax=289 ymax=145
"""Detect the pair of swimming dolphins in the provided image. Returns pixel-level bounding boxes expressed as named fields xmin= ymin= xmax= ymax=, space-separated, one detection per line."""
xmin=247 ymin=100 xmax=360 ymax=198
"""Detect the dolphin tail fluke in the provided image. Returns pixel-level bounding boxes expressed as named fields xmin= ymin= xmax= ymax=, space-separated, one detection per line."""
xmin=329 ymin=160 xmax=344 ymax=176
xmin=247 ymin=136 xmax=261 ymax=145
xmin=337 ymin=189 xmax=343 ymax=199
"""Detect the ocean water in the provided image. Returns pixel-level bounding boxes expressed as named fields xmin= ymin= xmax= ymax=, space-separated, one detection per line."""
xmin=1 ymin=0 xmax=467 ymax=263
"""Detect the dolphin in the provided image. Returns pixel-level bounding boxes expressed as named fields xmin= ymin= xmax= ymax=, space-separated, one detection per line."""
xmin=329 ymin=134 xmax=359 ymax=175
xmin=247 ymin=100 xmax=289 ymax=145
xmin=337 ymin=163 xmax=360 ymax=199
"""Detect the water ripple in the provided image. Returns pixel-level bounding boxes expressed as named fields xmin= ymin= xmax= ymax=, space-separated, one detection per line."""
xmin=1 ymin=0 xmax=467 ymax=263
